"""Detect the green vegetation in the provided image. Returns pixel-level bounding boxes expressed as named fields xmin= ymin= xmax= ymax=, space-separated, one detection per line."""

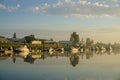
xmin=24 ymin=34 xmax=35 ymax=43
xmin=70 ymin=32 xmax=79 ymax=46
xmin=86 ymin=38 xmax=94 ymax=48
xmin=0 ymin=42 xmax=67 ymax=50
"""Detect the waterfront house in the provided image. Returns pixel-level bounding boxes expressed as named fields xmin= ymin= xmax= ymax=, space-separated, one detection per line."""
xmin=9 ymin=38 xmax=25 ymax=43
xmin=31 ymin=40 xmax=42 ymax=45
xmin=59 ymin=40 xmax=72 ymax=45
xmin=44 ymin=40 xmax=56 ymax=44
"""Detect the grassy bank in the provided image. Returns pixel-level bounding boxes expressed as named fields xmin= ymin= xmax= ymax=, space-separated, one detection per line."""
xmin=0 ymin=42 xmax=68 ymax=49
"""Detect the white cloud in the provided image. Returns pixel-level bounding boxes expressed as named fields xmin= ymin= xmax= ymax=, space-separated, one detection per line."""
xmin=53 ymin=0 xmax=63 ymax=8
xmin=112 ymin=0 xmax=118 ymax=2
xmin=115 ymin=4 xmax=119 ymax=7
xmin=30 ymin=0 xmax=120 ymax=17
xmin=77 ymin=1 xmax=109 ymax=8
xmin=40 ymin=3 xmax=50 ymax=10
xmin=93 ymin=2 xmax=103 ymax=7
xmin=65 ymin=0 xmax=71 ymax=3
xmin=7 ymin=4 xmax=20 ymax=12
xmin=0 ymin=4 xmax=20 ymax=12
xmin=0 ymin=4 xmax=6 ymax=9
xmin=17 ymin=4 xmax=20 ymax=8
xmin=31 ymin=6 xmax=39 ymax=12
xmin=103 ymin=5 xmax=110 ymax=8
xmin=78 ymin=0 xmax=89 ymax=5
xmin=31 ymin=3 xmax=50 ymax=12
xmin=104 ymin=0 xmax=118 ymax=2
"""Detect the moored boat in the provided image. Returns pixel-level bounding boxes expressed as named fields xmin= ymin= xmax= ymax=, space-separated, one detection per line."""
xmin=14 ymin=45 xmax=29 ymax=53
xmin=70 ymin=47 xmax=79 ymax=54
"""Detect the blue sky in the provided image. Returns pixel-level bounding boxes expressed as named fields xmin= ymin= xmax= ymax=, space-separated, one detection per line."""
xmin=0 ymin=0 xmax=120 ymax=43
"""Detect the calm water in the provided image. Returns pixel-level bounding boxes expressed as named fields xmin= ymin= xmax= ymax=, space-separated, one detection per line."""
xmin=1 ymin=51 xmax=120 ymax=80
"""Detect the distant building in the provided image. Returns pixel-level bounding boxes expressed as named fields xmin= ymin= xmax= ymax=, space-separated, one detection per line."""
xmin=44 ymin=40 xmax=56 ymax=44
xmin=9 ymin=38 xmax=26 ymax=43
xmin=59 ymin=40 xmax=72 ymax=45
xmin=31 ymin=40 xmax=41 ymax=45
xmin=9 ymin=32 xmax=26 ymax=43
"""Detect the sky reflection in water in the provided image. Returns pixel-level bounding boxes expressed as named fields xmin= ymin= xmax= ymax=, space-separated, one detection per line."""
xmin=0 ymin=51 xmax=120 ymax=80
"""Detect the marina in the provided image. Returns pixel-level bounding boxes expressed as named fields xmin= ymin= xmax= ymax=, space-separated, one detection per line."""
xmin=1 ymin=0 xmax=120 ymax=80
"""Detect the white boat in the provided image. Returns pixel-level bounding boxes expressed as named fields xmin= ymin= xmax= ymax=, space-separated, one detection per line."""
xmin=71 ymin=47 xmax=79 ymax=51
xmin=71 ymin=47 xmax=79 ymax=54
xmin=15 ymin=45 xmax=29 ymax=53
xmin=100 ymin=46 xmax=106 ymax=53
xmin=49 ymin=47 xmax=54 ymax=52
xmin=43 ymin=47 xmax=54 ymax=53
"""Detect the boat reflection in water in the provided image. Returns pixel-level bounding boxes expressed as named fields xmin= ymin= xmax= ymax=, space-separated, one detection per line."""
xmin=23 ymin=54 xmax=40 ymax=64
xmin=12 ymin=52 xmax=42 ymax=64
xmin=0 ymin=48 xmax=113 ymax=65
xmin=14 ymin=52 xmax=29 ymax=58
xmin=1 ymin=49 xmax=120 ymax=80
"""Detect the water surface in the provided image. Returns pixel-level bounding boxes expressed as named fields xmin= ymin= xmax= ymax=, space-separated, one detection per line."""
xmin=0 ymin=51 xmax=120 ymax=80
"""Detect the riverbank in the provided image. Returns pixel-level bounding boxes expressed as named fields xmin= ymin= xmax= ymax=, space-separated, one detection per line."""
xmin=0 ymin=42 xmax=67 ymax=49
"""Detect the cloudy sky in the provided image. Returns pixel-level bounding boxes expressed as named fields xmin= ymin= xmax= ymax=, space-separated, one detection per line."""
xmin=0 ymin=0 xmax=120 ymax=43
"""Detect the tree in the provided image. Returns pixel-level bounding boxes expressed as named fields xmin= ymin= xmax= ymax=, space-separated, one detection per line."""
xmin=49 ymin=38 xmax=53 ymax=41
xmin=13 ymin=32 xmax=16 ymax=38
xmin=86 ymin=38 xmax=94 ymax=47
xmin=24 ymin=34 xmax=35 ymax=43
xmin=70 ymin=32 xmax=79 ymax=46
